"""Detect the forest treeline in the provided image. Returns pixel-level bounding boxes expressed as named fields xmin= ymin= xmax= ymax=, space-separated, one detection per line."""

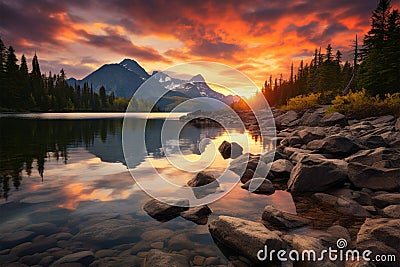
xmin=261 ymin=0 xmax=400 ymax=107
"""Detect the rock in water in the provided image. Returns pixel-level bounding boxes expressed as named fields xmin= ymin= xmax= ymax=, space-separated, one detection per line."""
xmin=348 ymin=162 xmax=400 ymax=192
xmin=356 ymin=218 xmax=400 ymax=266
xmin=51 ymin=251 xmax=94 ymax=266
xmin=269 ymin=159 xmax=293 ymax=178
xmin=261 ymin=205 xmax=311 ymax=230
xmin=218 ymin=140 xmax=243 ymax=159
xmin=313 ymin=193 xmax=370 ymax=217
xmin=287 ymin=155 xmax=348 ymax=192
xmin=144 ymin=249 xmax=189 ymax=267
xmin=209 ymin=216 xmax=285 ymax=263
xmin=241 ymin=178 xmax=275 ymax=195
xmin=319 ymin=112 xmax=348 ymax=127
xmin=143 ymin=198 xmax=188 ymax=222
xmin=180 ymin=205 xmax=212 ymax=225
xmin=187 ymin=171 xmax=217 ymax=187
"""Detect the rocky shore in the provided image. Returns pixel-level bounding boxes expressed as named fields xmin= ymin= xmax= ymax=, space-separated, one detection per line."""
xmin=168 ymin=107 xmax=400 ymax=266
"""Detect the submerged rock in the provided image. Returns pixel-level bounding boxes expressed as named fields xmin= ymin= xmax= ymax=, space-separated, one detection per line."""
xmin=180 ymin=205 xmax=212 ymax=225
xmin=51 ymin=251 xmax=94 ymax=266
xmin=144 ymin=249 xmax=189 ymax=267
xmin=287 ymin=155 xmax=348 ymax=192
xmin=313 ymin=193 xmax=370 ymax=217
xmin=261 ymin=205 xmax=311 ymax=230
xmin=143 ymin=198 xmax=188 ymax=222
xmin=208 ymin=216 xmax=285 ymax=263
xmin=187 ymin=171 xmax=217 ymax=187
xmin=241 ymin=178 xmax=275 ymax=195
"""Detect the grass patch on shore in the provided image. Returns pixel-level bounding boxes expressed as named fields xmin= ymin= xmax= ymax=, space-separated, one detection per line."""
xmin=327 ymin=89 xmax=400 ymax=119
xmin=280 ymin=93 xmax=321 ymax=112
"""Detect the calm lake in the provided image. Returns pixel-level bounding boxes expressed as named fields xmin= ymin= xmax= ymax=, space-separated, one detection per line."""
xmin=0 ymin=113 xmax=295 ymax=266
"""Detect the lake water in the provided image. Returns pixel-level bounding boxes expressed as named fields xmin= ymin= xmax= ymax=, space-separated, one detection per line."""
xmin=0 ymin=113 xmax=295 ymax=266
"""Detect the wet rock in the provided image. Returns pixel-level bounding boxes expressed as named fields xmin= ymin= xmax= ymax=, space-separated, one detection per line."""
xmin=229 ymin=157 xmax=269 ymax=178
xmin=313 ymin=193 xmax=370 ymax=217
xmin=10 ymin=237 xmax=57 ymax=257
xmin=51 ymin=251 xmax=94 ymax=266
xmin=269 ymin=159 xmax=293 ymax=177
xmin=180 ymin=205 xmax=212 ymax=225
xmin=24 ymin=222 xmax=58 ymax=236
xmin=208 ymin=216 xmax=285 ymax=262
xmin=94 ymin=249 xmax=117 ymax=258
xmin=288 ymin=156 xmax=348 ymax=192
xmin=382 ymin=205 xmax=400 ymax=218
xmin=240 ymin=169 xmax=255 ymax=184
xmin=329 ymin=188 xmax=372 ymax=206
xmin=73 ymin=219 xmax=139 ymax=246
xmin=143 ymin=198 xmax=189 ymax=222
xmin=261 ymin=205 xmax=311 ymax=230
xmin=218 ymin=141 xmax=243 ymax=159
xmin=345 ymin=147 xmax=400 ymax=168
xmin=192 ymin=255 xmax=205 ymax=265
xmin=39 ymin=255 xmax=54 ymax=266
xmin=356 ymin=218 xmax=400 ymax=267
xmin=168 ymin=233 xmax=192 ymax=251
xmin=348 ymin=163 xmax=400 ymax=192
xmin=320 ymin=112 xmax=348 ymax=127
xmin=372 ymin=193 xmax=400 ymax=208
xmin=150 ymin=242 xmax=164 ymax=249
xmin=307 ymin=136 xmax=361 ymax=157
xmin=187 ymin=172 xmax=217 ymax=187
xmin=241 ymin=178 xmax=275 ymax=195
xmin=0 ymin=231 xmax=35 ymax=250
xmin=144 ymin=249 xmax=189 ymax=267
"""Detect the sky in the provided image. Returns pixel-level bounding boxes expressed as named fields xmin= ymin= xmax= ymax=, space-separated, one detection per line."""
xmin=1 ymin=0 xmax=398 ymax=96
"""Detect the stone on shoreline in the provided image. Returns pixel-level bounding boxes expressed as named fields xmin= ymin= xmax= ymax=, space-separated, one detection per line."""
xmin=269 ymin=159 xmax=293 ymax=178
xmin=241 ymin=178 xmax=275 ymax=194
xmin=319 ymin=112 xmax=348 ymax=127
xmin=208 ymin=216 xmax=285 ymax=263
xmin=371 ymin=193 xmax=400 ymax=208
xmin=287 ymin=155 xmax=348 ymax=192
xmin=348 ymin=162 xmax=400 ymax=192
xmin=307 ymin=136 xmax=361 ymax=157
xmin=261 ymin=205 xmax=311 ymax=230
xmin=299 ymin=108 xmax=325 ymax=127
xmin=345 ymin=147 xmax=400 ymax=168
xmin=313 ymin=193 xmax=370 ymax=217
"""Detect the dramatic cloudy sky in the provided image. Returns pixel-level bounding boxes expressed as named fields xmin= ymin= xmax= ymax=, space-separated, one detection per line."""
xmin=1 ymin=0 xmax=397 ymax=93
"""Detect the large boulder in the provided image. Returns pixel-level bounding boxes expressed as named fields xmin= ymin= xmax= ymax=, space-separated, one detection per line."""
xmin=208 ymin=216 xmax=285 ymax=263
xmin=269 ymin=159 xmax=293 ymax=178
xmin=345 ymin=147 xmax=400 ymax=168
xmin=307 ymin=136 xmax=361 ymax=157
xmin=356 ymin=218 xmax=400 ymax=267
xmin=261 ymin=205 xmax=311 ymax=230
xmin=144 ymin=249 xmax=189 ymax=267
xmin=319 ymin=112 xmax=348 ymax=127
xmin=241 ymin=178 xmax=275 ymax=195
xmin=287 ymin=156 xmax=348 ymax=192
xmin=299 ymin=109 xmax=324 ymax=127
xmin=218 ymin=141 xmax=243 ymax=159
xmin=143 ymin=198 xmax=188 ymax=222
xmin=313 ymin=193 xmax=370 ymax=217
xmin=348 ymin=163 xmax=400 ymax=192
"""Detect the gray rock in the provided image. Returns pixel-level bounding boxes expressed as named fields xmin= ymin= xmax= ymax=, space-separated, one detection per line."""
xmin=348 ymin=163 xmax=400 ymax=191
xmin=51 ymin=251 xmax=94 ymax=266
xmin=313 ymin=193 xmax=370 ymax=217
xmin=290 ymin=235 xmax=336 ymax=267
xmin=0 ymin=231 xmax=35 ymax=250
xmin=180 ymin=205 xmax=212 ymax=225
xmin=297 ymin=127 xmax=326 ymax=143
xmin=208 ymin=216 xmax=285 ymax=262
xmin=187 ymin=171 xmax=217 ymax=187
xmin=319 ymin=112 xmax=348 ymax=127
xmin=73 ymin=219 xmax=139 ymax=246
xmin=261 ymin=205 xmax=311 ymax=230
xmin=382 ymin=205 xmax=400 ymax=218
xmin=241 ymin=178 xmax=275 ymax=195
xmin=369 ymin=115 xmax=395 ymax=125
xmin=360 ymin=135 xmax=388 ymax=149
xmin=299 ymin=109 xmax=323 ymax=126
xmin=329 ymin=188 xmax=372 ymax=206
xmin=143 ymin=198 xmax=188 ymax=222
xmin=345 ymin=147 xmax=400 ymax=168
xmin=144 ymin=249 xmax=189 ymax=267
xmin=270 ymin=159 xmax=293 ymax=177
xmin=307 ymin=136 xmax=361 ymax=157
xmin=371 ymin=193 xmax=400 ymax=208
xmin=288 ymin=156 xmax=348 ymax=192
xmin=356 ymin=218 xmax=400 ymax=267
xmin=260 ymin=149 xmax=286 ymax=164
xmin=395 ymin=117 xmax=400 ymax=131
xmin=218 ymin=141 xmax=243 ymax=159
xmin=275 ymin=110 xmax=298 ymax=126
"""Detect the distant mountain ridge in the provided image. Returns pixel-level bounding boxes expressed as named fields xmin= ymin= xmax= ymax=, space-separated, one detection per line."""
xmin=67 ymin=58 xmax=236 ymax=110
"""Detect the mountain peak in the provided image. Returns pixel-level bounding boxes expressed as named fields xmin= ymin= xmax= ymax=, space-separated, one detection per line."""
xmin=189 ymin=74 xmax=205 ymax=82
xmin=119 ymin=58 xmax=149 ymax=79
